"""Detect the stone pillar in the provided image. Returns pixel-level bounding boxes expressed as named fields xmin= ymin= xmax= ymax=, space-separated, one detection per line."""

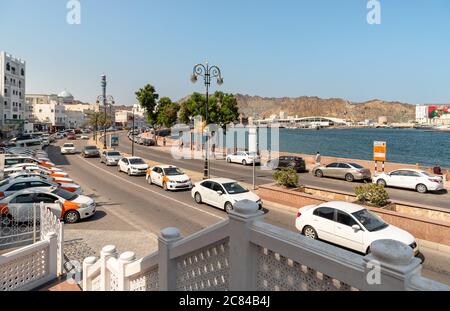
xmin=46 ymin=232 xmax=58 ymax=280
xmin=118 ymin=251 xmax=136 ymax=291
xmin=363 ymin=239 xmax=422 ymax=291
xmin=228 ymin=200 xmax=265 ymax=291
xmin=100 ymin=245 xmax=118 ymax=291
xmin=158 ymin=227 xmax=182 ymax=291
xmin=82 ymin=257 xmax=97 ymax=291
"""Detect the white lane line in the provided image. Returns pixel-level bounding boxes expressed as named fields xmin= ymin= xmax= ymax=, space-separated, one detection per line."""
xmin=76 ymin=156 xmax=225 ymax=220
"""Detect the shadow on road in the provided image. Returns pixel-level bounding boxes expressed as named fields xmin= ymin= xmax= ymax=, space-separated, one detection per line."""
xmin=45 ymin=145 xmax=71 ymax=166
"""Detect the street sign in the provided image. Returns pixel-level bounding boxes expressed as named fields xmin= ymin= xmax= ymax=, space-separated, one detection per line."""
xmin=110 ymin=135 xmax=119 ymax=147
xmin=373 ymin=141 xmax=387 ymax=162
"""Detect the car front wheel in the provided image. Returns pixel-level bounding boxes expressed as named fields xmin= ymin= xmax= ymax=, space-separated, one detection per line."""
xmin=303 ymin=226 xmax=318 ymax=240
xmin=147 ymin=176 xmax=152 ymax=185
xmin=376 ymin=179 xmax=387 ymax=187
xmin=315 ymin=170 xmax=323 ymax=178
xmin=127 ymin=169 xmax=131 ymax=176
xmin=242 ymin=160 xmax=247 ymax=166
xmin=225 ymin=202 xmax=234 ymax=213
xmin=227 ymin=158 xmax=231 ymax=163
xmin=64 ymin=210 xmax=80 ymax=224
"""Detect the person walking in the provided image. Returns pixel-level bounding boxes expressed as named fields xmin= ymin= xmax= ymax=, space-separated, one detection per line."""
xmin=163 ymin=137 xmax=167 ymax=147
xmin=315 ymin=152 xmax=321 ymax=166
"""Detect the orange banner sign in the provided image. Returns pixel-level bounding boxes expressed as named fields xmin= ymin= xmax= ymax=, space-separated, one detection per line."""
xmin=373 ymin=141 xmax=387 ymax=161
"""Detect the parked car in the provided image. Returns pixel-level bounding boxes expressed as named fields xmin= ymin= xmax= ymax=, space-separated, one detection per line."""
xmin=372 ymin=169 xmax=444 ymax=194
xmin=67 ymin=133 xmax=77 ymax=140
xmin=80 ymin=135 xmax=89 ymax=140
xmin=268 ymin=156 xmax=306 ymax=173
xmin=0 ymin=177 xmax=81 ymax=200
xmin=226 ymin=151 xmax=260 ymax=166
xmin=117 ymin=157 xmax=149 ymax=176
xmin=100 ymin=150 xmax=122 ymax=166
xmin=0 ymin=188 xmax=95 ymax=224
xmin=312 ymin=162 xmax=372 ymax=182
xmin=191 ymin=178 xmax=263 ymax=213
xmin=61 ymin=143 xmax=77 ymax=155
xmin=295 ymin=201 xmax=421 ymax=259
xmin=6 ymin=172 xmax=74 ymax=184
xmin=146 ymin=165 xmax=192 ymax=191
xmin=3 ymin=165 xmax=69 ymax=179
xmin=141 ymin=138 xmax=156 ymax=146
xmin=82 ymin=145 xmax=100 ymax=158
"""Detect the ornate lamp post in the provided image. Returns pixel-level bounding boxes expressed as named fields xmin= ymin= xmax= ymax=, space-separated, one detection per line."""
xmin=96 ymin=74 xmax=115 ymax=149
xmin=191 ymin=62 xmax=224 ymax=179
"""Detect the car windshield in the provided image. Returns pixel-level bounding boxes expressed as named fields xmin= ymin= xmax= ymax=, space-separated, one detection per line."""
xmin=85 ymin=146 xmax=97 ymax=150
xmin=0 ymin=179 xmax=9 ymax=187
xmin=129 ymin=158 xmax=145 ymax=165
xmin=421 ymin=171 xmax=435 ymax=177
xmin=107 ymin=152 xmax=121 ymax=156
xmin=352 ymin=209 xmax=388 ymax=232
xmin=350 ymin=163 xmax=364 ymax=169
xmin=222 ymin=182 xmax=249 ymax=194
xmin=164 ymin=167 xmax=183 ymax=176
xmin=51 ymin=188 xmax=78 ymax=201
xmin=64 ymin=144 xmax=74 ymax=148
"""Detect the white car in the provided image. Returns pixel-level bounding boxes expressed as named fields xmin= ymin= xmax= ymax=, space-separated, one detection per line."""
xmin=0 ymin=187 xmax=95 ymax=224
xmin=295 ymin=201 xmax=420 ymax=257
xmin=226 ymin=151 xmax=260 ymax=166
xmin=118 ymin=157 xmax=149 ymax=176
xmin=6 ymin=172 xmax=74 ymax=184
xmin=0 ymin=177 xmax=82 ymax=200
xmin=61 ymin=143 xmax=77 ymax=154
xmin=372 ymin=169 xmax=444 ymax=194
xmin=80 ymin=135 xmax=89 ymax=140
xmin=4 ymin=165 xmax=69 ymax=178
xmin=191 ymin=178 xmax=263 ymax=213
xmin=146 ymin=165 xmax=192 ymax=191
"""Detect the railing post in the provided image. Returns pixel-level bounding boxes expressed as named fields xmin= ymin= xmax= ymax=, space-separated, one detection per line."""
xmin=46 ymin=232 xmax=58 ymax=280
xmin=158 ymin=227 xmax=182 ymax=291
xmin=228 ymin=200 xmax=265 ymax=291
xmin=58 ymin=222 xmax=64 ymax=276
xmin=83 ymin=257 xmax=97 ymax=291
xmin=118 ymin=251 xmax=136 ymax=291
xmin=100 ymin=245 xmax=118 ymax=291
xmin=363 ymin=239 xmax=422 ymax=291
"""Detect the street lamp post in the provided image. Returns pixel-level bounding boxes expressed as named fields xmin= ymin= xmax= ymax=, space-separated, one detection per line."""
xmin=97 ymin=74 xmax=115 ymax=149
xmin=131 ymin=111 xmax=135 ymax=157
xmin=191 ymin=62 xmax=223 ymax=180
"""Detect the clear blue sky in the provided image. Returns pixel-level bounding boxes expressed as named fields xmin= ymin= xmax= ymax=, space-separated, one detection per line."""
xmin=1 ymin=0 xmax=450 ymax=105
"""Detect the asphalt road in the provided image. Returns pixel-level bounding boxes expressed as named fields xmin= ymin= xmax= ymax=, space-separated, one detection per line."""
xmin=46 ymin=138 xmax=450 ymax=285
xmin=116 ymin=132 xmax=450 ymax=210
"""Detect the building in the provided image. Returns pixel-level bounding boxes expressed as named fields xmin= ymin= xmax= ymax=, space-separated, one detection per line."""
xmin=32 ymin=99 xmax=66 ymax=130
xmin=416 ymin=104 xmax=450 ymax=125
xmin=0 ymin=51 xmax=26 ymax=128
xmin=65 ymin=110 xmax=86 ymax=129
xmin=115 ymin=110 xmax=133 ymax=127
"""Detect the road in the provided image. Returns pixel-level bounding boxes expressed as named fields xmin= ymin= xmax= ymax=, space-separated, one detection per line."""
xmin=46 ymin=138 xmax=450 ymax=285
xmin=116 ymin=132 xmax=450 ymax=210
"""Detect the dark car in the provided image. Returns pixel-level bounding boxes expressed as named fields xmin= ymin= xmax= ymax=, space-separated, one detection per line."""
xmin=268 ymin=156 xmax=306 ymax=173
xmin=82 ymin=145 xmax=100 ymax=158
xmin=141 ymin=138 xmax=155 ymax=146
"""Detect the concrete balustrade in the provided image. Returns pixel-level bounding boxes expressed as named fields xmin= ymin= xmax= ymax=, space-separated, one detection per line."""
xmin=82 ymin=201 xmax=450 ymax=291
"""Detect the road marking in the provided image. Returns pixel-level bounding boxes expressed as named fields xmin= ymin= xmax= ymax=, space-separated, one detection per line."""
xmin=76 ymin=156 xmax=225 ymax=220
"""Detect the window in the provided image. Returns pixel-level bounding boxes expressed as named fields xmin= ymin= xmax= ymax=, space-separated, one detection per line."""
xmin=21 ymin=68 xmax=24 ymax=76
xmin=6 ymin=63 xmax=10 ymax=71
xmin=336 ymin=211 xmax=357 ymax=227
xmin=313 ymin=207 xmax=335 ymax=221
xmin=222 ymin=182 xmax=249 ymax=194
xmin=212 ymin=182 xmax=225 ymax=192
xmin=11 ymin=194 xmax=35 ymax=204
xmin=201 ymin=181 xmax=213 ymax=189
xmin=34 ymin=193 xmax=58 ymax=204
xmin=7 ymin=182 xmax=28 ymax=192
xmin=29 ymin=181 xmax=51 ymax=188
xmin=326 ymin=163 xmax=339 ymax=168
xmin=352 ymin=209 xmax=388 ymax=232
xmin=390 ymin=171 xmax=402 ymax=176
xmin=338 ymin=163 xmax=351 ymax=169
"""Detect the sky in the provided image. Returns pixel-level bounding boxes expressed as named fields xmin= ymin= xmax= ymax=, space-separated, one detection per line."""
xmin=1 ymin=0 xmax=450 ymax=106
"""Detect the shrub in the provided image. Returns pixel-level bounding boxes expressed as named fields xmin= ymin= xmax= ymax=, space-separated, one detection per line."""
xmin=273 ymin=168 xmax=299 ymax=188
xmin=355 ymin=183 xmax=390 ymax=207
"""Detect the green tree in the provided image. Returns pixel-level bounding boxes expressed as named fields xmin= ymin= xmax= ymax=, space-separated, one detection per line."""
xmin=179 ymin=92 xmax=239 ymax=128
xmin=135 ymin=84 xmax=159 ymax=125
xmin=156 ymin=97 xmax=180 ymax=128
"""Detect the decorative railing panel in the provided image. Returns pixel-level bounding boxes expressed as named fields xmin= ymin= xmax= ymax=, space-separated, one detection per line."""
xmin=129 ymin=266 xmax=159 ymax=291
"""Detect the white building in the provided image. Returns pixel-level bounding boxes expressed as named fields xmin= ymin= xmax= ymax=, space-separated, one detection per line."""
xmin=65 ymin=110 xmax=85 ymax=129
xmin=115 ymin=110 xmax=133 ymax=127
xmin=32 ymin=99 xmax=66 ymax=129
xmin=132 ymin=103 xmax=146 ymax=118
xmin=0 ymin=51 xmax=26 ymax=126
xmin=415 ymin=105 xmax=428 ymax=124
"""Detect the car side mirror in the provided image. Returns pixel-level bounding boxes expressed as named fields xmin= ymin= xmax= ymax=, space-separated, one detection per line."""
xmin=217 ymin=190 xmax=224 ymax=196
xmin=352 ymin=225 xmax=361 ymax=231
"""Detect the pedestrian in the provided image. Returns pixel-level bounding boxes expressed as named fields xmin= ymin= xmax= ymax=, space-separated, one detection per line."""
xmin=163 ymin=137 xmax=167 ymax=147
xmin=433 ymin=164 xmax=443 ymax=175
xmin=315 ymin=152 xmax=321 ymax=166
xmin=211 ymin=143 xmax=216 ymax=159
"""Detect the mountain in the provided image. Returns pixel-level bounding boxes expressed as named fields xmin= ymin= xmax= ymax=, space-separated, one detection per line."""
xmin=235 ymin=94 xmax=415 ymax=123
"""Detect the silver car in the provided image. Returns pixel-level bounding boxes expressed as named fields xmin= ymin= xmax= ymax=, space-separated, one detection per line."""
xmin=312 ymin=162 xmax=372 ymax=182
xmin=100 ymin=150 xmax=122 ymax=166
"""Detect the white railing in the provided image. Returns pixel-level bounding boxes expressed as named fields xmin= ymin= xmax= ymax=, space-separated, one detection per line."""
xmin=83 ymin=201 xmax=450 ymax=291
xmin=0 ymin=232 xmax=58 ymax=291
xmin=39 ymin=203 xmax=64 ymax=276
